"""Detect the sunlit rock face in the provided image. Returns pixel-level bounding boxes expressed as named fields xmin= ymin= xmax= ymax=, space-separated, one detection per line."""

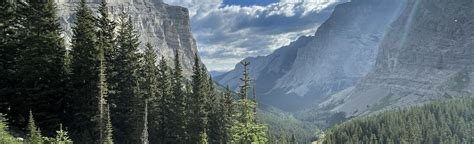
xmin=326 ymin=0 xmax=474 ymax=116
xmin=55 ymin=0 xmax=198 ymax=76
xmin=216 ymin=0 xmax=404 ymax=111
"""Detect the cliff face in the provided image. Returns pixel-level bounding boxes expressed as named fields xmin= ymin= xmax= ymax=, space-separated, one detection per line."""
xmin=55 ymin=0 xmax=198 ymax=76
xmin=326 ymin=0 xmax=474 ymax=116
xmin=216 ymin=0 xmax=404 ymax=111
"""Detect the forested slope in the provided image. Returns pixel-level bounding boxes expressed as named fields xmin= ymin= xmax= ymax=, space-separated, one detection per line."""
xmin=323 ymin=98 xmax=474 ymax=144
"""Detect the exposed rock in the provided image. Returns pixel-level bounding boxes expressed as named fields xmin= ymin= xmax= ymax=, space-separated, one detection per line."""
xmin=328 ymin=0 xmax=474 ymax=116
xmin=55 ymin=0 xmax=199 ymax=76
xmin=216 ymin=0 xmax=404 ymax=111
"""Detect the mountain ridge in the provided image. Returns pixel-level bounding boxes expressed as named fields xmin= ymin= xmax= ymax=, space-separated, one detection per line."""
xmin=216 ymin=0 xmax=405 ymax=111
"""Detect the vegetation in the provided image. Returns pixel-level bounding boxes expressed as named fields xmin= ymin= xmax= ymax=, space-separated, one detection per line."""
xmin=0 ymin=116 xmax=21 ymax=144
xmin=258 ymin=104 xmax=321 ymax=143
xmin=323 ymin=98 xmax=474 ymax=144
xmin=0 ymin=1 xmax=268 ymax=143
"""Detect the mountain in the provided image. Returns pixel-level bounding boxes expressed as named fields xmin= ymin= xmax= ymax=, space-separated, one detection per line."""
xmin=209 ymin=71 xmax=227 ymax=78
xmin=56 ymin=0 xmax=199 ymax=76
xmin=322 ymin=0 xmax=474 ymax=116
xmin=215 ymin=0 xmax=405 ymax=111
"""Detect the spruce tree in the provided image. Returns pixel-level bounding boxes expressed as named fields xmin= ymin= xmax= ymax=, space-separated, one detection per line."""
xmin=230 ymin=61 xmax=268 ymax=143
xmin=109 ymin=13 xmax=143 ymax=144
xmin=97 ymin=0 xmax=117 ymax=98
xmin=153 ymin=57 xmax=173 ymax=143
xmin=98 ymin=45 xmax=109 ymax=144
xmin=221 ymin=86 xmax=234 ymax=143
xmin=96 ymin=3 xmax=116 ymax=142
xmin=67 ymin=0 xmax=101 ymax=142
xmin=105 ymin=105 xmax=114 ymax=144
xmin=0 ymin=115 xmax=20 ymax=143
xmin=189 ymin=53 xmax=209 ymax=143
xmin=15 ymin=0 xmax=67 ymax=135
xmin=140 ymin=43 xmax=157 ymax=144
xmin=27 ymin=111 xmax=44 ymax=144
xmin=48 ymin=124 xmax=73 ymax=144
xmin=170 ymin=49 xmax=188 ymax=143
xmin=207 ymin=76 xmax=223 ymax=144
xmin=0 ymin=0 xmax=20 ymax=116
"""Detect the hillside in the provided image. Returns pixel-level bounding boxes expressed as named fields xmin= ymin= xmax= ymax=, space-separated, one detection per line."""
xmin=216 ymin=0 xmax=405 ymax=112
xmin=322 ymin=98 xmax=474 ymax=144
xmin=324 ymin=0 xmax=474 ymax=116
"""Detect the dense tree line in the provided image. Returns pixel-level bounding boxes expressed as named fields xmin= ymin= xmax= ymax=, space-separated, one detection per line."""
xmin=0 ymin=0 xmax=267 ymax=143
xmin=323 ymin=98 xmax=474 ymax=144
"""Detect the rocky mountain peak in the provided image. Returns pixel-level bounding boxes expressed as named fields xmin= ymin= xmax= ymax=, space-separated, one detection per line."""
xmin=55 ymin=0 xmax=199 ymax=76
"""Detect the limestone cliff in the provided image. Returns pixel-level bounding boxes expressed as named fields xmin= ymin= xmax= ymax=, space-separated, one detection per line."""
xmin=55 ymin=0 xmax=199 ymax=76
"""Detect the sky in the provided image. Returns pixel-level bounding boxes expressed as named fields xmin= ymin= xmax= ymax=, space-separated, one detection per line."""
xmin=163 ymin=0 xmax=343 ymax=72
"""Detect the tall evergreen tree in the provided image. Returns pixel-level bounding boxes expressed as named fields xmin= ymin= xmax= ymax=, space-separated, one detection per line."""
xmin=230 ymin=61 xmax=268 ymax=143
xmin=208 ymin=76 xmax=224 ymax=144
xmin=152 ymin=57 xmax=172 ymax=143
xmin=170 ymin=49 xmax=188 ymax=143
xmin=105 ymin=105 xmax=114 ymax=144
xmin=96 ymin=0 xmax=117 ymax=98
xmin=189 ymin=53 xmax=209 ymax=143
xmin=109 ymin=13 xmax=143 ymax=144
xmin=0 ymin=0 xmax=20 ymax=116
xmin=96 ymin=3 xmax=116 ymax=141
xmin=97 ymin=45 xmax=109 ymax=144
xmin=221 ymin=86 xmax=234 ymax=143
xmin=14 ymin=0 xmax=67 ymax=135
xmin=140 ymin=43 xmax=158 ymax=144
xmin=67 ymin=0 xmax=102 ymax=142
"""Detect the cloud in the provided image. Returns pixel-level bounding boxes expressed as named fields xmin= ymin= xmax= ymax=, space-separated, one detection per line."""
xmin=163 ymin=0 xmax=344 ymax=71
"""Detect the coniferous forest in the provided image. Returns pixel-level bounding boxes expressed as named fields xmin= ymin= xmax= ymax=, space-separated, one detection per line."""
xmin=0 ymin=0 xmax=267 ymax=143
xmin=2 ymin=0 xmax=474 ymax=144
xmin=322 ymin=98 xmax=474 ymax=144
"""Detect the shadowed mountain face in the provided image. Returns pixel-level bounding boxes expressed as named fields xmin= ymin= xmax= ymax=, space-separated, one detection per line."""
xmin=56 ymin=0 xmax=199 ymax=77
xmin=324 ymin=0 xmax=474 ymax=116
xmin=216 ymin=0 xmax=405 ymax=111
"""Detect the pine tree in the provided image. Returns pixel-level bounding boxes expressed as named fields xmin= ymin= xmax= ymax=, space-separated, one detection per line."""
xmin=49 ymin=124 xmax=73 ymax=144
xmin=105 ymin=105 xmax=114 ymax=144
xmin=230 ymin=61 xmax=268 ymax=143
xmin=189 ymin=53 xmax=209 ymax=143
xmin=290 ymin=134 xmax=297 ymax=144
xmin=109 ymin=13 xmax=143 ymax=144
xmin=97 ymin=0 xmax=117 ymax=98
xmin=221 ymin=86 xmax=234 ymax=143
xmin=67 ymin=0 xmax=102 ymax=142
xmin=141 ymin=100 xmax=149 ymax=144
xmin=238 ymin=61 xmax=251 ymax=124
xmin=27 ymin=111 xmax=44 ymax=144
xmin=96 ymin=2 xmax=116 ymax=142
xmin=170 ymin=49 xmax=188 ymax=143
xmin=141 ymin=43 xmax=157 ymax=144
xmin=14 ymin=0 xmax=67 ymax=135
xmin=208 ymin=76 xmax=225 ymax=144
xmin=98 ymin=44 xmax=109 ymax=144
xmin=152 ymin=57 xmax=172 ymax=143
xmin=0 ymin=0 xmax=20 ymax=116
xmin=0 ymin=115 xmax=20 ymax=144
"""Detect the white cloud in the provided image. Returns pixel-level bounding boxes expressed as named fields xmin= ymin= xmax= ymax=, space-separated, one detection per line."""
xmin=163 ymin=0 xmax=344 ymax=71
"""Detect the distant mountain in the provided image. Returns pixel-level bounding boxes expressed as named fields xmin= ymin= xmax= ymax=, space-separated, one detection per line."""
xmin=216 ymin=0 xmax=405 ymax=111
xmin=209 ymin=71 xmax=227 ymax=78
xmin=322 ymin=0 xmax=474 ymax=116
xmin=56 ymin=0 xmax=200 ymax=77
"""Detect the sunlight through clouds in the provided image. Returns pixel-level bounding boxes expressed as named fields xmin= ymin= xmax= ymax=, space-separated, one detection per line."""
xmin=163 ymin=0 xmax=345 ymax=71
